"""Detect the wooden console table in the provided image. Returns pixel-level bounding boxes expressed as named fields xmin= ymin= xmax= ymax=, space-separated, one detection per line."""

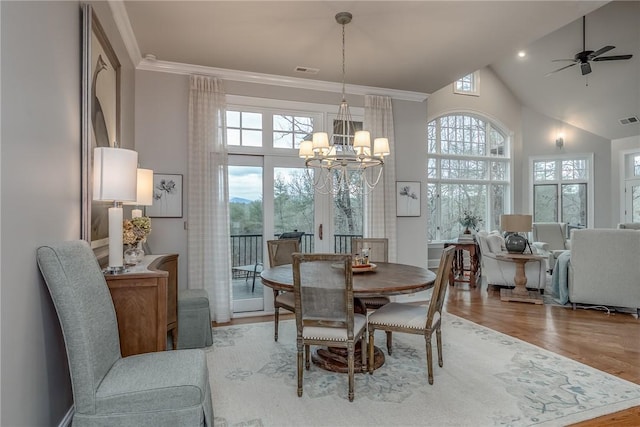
xmin=104 ymin=254 xmax=178 ymax=356
xmin=444 ymin=240 xmax=481 ymax=287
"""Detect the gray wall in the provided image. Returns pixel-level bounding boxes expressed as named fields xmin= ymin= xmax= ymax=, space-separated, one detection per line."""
xmin=1 ymin=1 xmax=135 ymax=425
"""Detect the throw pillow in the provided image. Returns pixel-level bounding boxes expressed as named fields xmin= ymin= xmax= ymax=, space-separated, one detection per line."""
xmin=486 ymin=234 xmax=505 ymax=254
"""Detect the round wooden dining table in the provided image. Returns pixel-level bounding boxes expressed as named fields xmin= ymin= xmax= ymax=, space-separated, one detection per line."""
xmin=261 ymin=262 xmax=436 ymax=373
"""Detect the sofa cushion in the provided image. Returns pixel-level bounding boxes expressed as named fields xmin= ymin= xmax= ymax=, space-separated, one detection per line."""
xmin=486 ymin=234 xmax=505 ymax=254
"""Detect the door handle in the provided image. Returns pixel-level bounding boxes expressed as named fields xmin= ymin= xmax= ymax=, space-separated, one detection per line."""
xmin=319 ymin=224 xmax=323 ymax=240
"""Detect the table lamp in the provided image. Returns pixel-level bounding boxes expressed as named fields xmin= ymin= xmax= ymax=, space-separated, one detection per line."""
xmin=500 ymin=214 xmax=532 ymax=254
xmin=125 ymin=168 xmax=154 ymax=218
xmin=93 ymin=147 xmax=138 ymax=273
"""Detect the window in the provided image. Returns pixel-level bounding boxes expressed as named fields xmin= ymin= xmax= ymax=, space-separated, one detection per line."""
xmin=226 ymin=110 xmax=263 ymax=147
xmin=427 ymin=114 xmax=510 ymax=241
xmin=531 ymin=156 xmax=592 ymax=226
xmin=452 ymin=71 xmax=480 ymax=96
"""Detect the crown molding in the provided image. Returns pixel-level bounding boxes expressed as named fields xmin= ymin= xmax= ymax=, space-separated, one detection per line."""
xmin=137 ymin=59 xmax=429 ymax=102
xmin=109 ymin=0 xmax=142 ymax=66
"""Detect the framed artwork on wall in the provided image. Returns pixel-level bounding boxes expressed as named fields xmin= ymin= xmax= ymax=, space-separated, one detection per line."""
xmin=396 ymin=181 xmax=421 ymax=217
xmin=81 ymin=4 xmax=122 ymax=262
xmin=147 ymin=174 xmax=184 ymax=218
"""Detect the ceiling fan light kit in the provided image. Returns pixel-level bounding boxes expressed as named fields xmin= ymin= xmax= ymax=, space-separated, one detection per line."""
xmin=546 ymin=16 xmax=633 ymax=77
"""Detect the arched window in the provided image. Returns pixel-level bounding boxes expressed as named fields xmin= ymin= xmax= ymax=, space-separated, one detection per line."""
xmin=427 ymin=113 xmax=511 ymax=241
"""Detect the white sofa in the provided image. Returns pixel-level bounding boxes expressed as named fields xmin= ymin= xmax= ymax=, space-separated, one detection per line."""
xmin=617 ymin=223 xmax=640 ymax=230
xmin=568 ymin=229 xmax=640 ymax=315
xmin=476 ymin=231 xmax=546 ymax=290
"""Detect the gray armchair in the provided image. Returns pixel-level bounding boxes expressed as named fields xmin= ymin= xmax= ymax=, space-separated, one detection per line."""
xmin=532 ymin=222 xmax=571 ymax=272
xmin=37 ymin=241 xmax=213 ymax=426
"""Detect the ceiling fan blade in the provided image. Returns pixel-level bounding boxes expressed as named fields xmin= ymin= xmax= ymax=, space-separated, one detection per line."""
xmin=593 ymin=54 xmax=633 ymax=61
xmin=580 ymin=61 xmax=592 ymax=75
xmin=551 ymin=59 xmax=577 ymax=62
xmin=589 ymin=45 xmax=615 ymax=58
xmin=545 ymin=62 xmax=577 ymax=77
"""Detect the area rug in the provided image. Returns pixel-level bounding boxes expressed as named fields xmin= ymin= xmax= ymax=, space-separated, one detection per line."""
xmin=207 ymin=314 xmax=640 ymax=427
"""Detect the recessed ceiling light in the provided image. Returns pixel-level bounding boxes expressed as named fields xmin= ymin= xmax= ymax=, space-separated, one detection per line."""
xmin=517 ymin=51 xmax=526 ymax=58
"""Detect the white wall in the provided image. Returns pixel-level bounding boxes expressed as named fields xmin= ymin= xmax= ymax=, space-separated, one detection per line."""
xmin=1 ymin=1 xmax=135 ymax=424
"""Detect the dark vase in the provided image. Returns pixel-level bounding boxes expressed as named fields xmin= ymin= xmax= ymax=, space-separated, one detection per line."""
xmin=505 ymin=233 xmax=526 ymax=253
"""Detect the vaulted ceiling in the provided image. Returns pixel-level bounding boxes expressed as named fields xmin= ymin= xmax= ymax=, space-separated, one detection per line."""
xmin=121 ymin=1 xmax=639 ymax=140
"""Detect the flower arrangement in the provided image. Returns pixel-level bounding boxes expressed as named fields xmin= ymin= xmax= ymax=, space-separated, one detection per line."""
xmin=458 ymin=210 xmax=482 ymax=232
xmin=123 ymin=216 xmax=151 ymax=246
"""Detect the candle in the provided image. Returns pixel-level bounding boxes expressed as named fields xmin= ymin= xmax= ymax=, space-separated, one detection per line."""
xmin=108 ymin=207 xmax=124 ymax=268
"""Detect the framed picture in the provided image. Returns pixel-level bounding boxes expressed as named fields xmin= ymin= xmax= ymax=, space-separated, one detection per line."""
xmin=81 ymin=4 xmax=122 ymax=261
xmin=396 ymin=181 xmax=421 ymax=217
xmin=147 ymin=174 xmax=183 ymax=218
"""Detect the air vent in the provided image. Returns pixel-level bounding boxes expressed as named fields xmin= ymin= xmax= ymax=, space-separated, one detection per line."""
xmin=619 ymin=116 xmax=639 ymax=125
xmin=294 ymin=66 xmax=319 ymax=75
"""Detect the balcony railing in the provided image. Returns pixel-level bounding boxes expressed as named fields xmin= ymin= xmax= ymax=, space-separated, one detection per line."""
xmin=230 ymin=233 xmax=362 ymax=278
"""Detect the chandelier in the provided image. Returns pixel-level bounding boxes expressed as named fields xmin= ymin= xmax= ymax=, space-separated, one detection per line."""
xmin=298 ymin=12 xmax=389 ymax=195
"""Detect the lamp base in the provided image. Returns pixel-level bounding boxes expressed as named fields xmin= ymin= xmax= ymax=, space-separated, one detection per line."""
xmin=505 ymin=233 xmax=527 ymax=254
xmin=104 ymin=266 xmax=128 ymax=275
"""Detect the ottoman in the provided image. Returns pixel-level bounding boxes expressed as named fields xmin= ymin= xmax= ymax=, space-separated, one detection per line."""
xmin=177 ymin=289 xmax=213 ymax=349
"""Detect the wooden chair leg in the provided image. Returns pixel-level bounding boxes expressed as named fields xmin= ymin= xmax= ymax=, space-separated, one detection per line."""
xmin=305 ymin=344 xmax=310 ymax=370
xmin=360 ymin=335 xmax=367 ymax=373
xmin=436 ymin=328 xmax=443 ymax=368
xmin=348 ymin=342 xmax=355 ymax=402
xmin=386 ymin=331 xmax=393 ymax=355
xmin=297 ymin=341 xmax=304 ymax=397
xmin=426 ymin=338 xmax=434 ymax=385
xmin=368 ymin=329 xmax=375 ymax=374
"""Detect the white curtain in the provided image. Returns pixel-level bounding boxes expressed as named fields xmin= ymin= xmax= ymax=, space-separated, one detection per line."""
xmin=363 ymin=95 xmax=397 ymax=261
xmin=188 ymin=75 xmax=232 ymax=323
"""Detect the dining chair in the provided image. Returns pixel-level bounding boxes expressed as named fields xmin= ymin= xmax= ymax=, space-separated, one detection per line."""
xmin=36 ymin=240 xmax=213 ymax=426
xmin=351 ymin=237 xmax=390 ymax=310
xmin=367 ymin=245 xmax=455 ymax=385
xmin=292 ymin=252 xmax=367 ymax=402
xmin=267 ymin=238 xmax=300 ymax=341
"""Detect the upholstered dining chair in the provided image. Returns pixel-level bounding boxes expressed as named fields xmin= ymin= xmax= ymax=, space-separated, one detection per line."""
xmin=267 ymin=238 xmax=300 ymax=341
xmin=351 ymin=237 xmax=390 ymax=310
xmin=367 ymin=245 xmax=455 ymax=385
xmin=292 ymin=252 xmax=367 ymax=402
xmin=36 ymin=240 xmax=213 ymax=426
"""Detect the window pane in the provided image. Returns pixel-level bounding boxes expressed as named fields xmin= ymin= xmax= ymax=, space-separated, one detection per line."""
xmin=427 ymin=158 xmax=437 ymax=179
xmin=427 ymin=183 xmax=437 ymax=241
xmin=242 ymin=112 xmax=262 ymax=129
xmin=561 ymin=159 xmax=588 ymax=180
xmin=441 ymin=159 xmax=487 ymax=180
xmin=533 ymin=161 xmax=556 ymax=181
xmin=242 ymin=130 xmax=262 ymax=147
xmin=440 ymin=184 xmax=486 ymax=240
xmin=633 ymin=184 xmax=640 ymax=222
xmin=561 ymin=184 xmax=587 ymax=225
xmin=489 ymin=128 xmax=506 ymax=157
xmin=634 ymin=155 xmax=640 ymax=176
xmin=227 ymin=129 xmax=240 ymax=146
xmin=273 ymin=131 xmax=290 ymax=149
xmin=534 ymin=184 xmax=558 ymax=222
xmin=427 ymin=122 xmax=437 ymax=153
xmin=226 ymin=110 xmax=240 ymax=128
xmin=273 ymin=168 xmax=314 ymax=236
xmin=229 ymin=166 xmax=263 ymax=235
xmin=273 ymin=115 xmax=292 ymax=132
xmin=490 ymin=184 xmax=506 ymax=232
xmin=440 ymin=115 xmax=486 ymax=156
xmin=490 ymin=161 xmax=508 ymax=181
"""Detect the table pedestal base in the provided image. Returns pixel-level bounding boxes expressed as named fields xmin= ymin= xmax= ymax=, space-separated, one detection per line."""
xmin=500 ymin=288 xmax=543 ymax=304
xmin=312 ymin=343 xmax=385 ymax=373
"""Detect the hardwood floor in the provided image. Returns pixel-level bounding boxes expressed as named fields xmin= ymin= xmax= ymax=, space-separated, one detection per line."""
xmin=216 ymin=279 xmax=640 ymax=426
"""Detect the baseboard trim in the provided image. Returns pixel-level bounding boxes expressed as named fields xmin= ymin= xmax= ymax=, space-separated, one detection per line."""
xmin=58 ymin=405 xmax=73 ymax=427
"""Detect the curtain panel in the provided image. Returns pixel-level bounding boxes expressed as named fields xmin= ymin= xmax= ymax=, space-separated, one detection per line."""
xmin=363 ymin=95 xmax=397 ymax=262
xmin=187 ymin=75 xmax=232 ymax=323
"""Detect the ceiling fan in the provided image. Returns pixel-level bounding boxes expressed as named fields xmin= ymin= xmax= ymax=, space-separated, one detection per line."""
xmin=546 ymin=16 xmax=633 ymax=77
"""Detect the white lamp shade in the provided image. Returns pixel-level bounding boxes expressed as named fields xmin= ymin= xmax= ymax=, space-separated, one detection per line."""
xmin=93 ymin=147 xmax=138 ymax=202
xmin=136 ymin=168 xmax=154 ymax=206
xmin=353 ymin=130 xmax=371 ymax=149
xmin=299 ymin=140 xmax=314 ymax=159
xmin=500 ymin=214 xmax=533 ymax=232
xmin=373 ymin=138 xmax=390 ymax=156
xmin=312 ymin=132 xmax=330 ymax=154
